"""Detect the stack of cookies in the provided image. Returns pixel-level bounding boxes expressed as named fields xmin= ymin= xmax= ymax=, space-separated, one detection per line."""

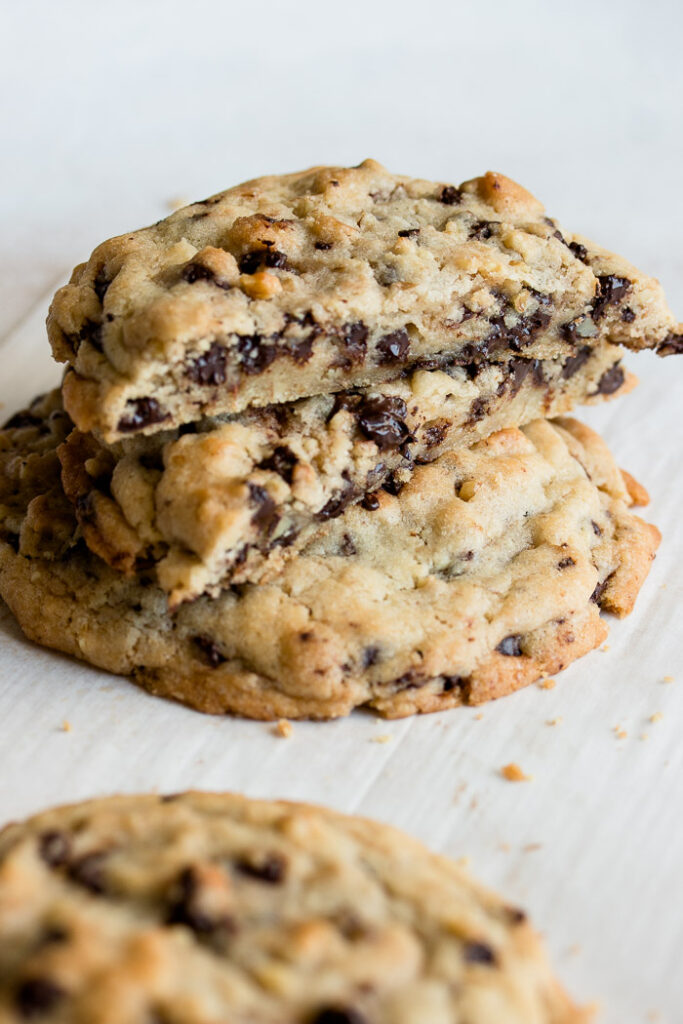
xmin=1 ymin=160 xmax=680 ymax=719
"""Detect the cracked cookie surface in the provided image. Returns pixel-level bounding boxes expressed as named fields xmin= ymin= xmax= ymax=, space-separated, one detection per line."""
xmin=56 ymin=340 xmax=633 ymax=604
xmin=0 ymin=791 xmax=587 ymax=1023
xmin=48 ymin=160 xmax=682 ymax=442
xmin=0 ymin=395 xmax=660 ymax=719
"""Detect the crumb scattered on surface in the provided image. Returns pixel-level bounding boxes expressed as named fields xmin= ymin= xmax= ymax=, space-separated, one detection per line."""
xmin=501 ymin=763 xmax=532 ymax=782
xmin=474 ymin=713 xmax=484 ymax=720
xmin=499 ymin=842 xmax=511 ymax=852
xmin=273 ymin=719 xmax=293 ymax=738
xmin=523 ymin=842 xmax=543 ymax=853
xmin=61 ymin=719 xmax=71 ymax=732
xmin=646 ymin=1011 xmax=661 ymax=1022
xmin=538 ymin=678 xmax=556 ymax=690
xmin=649 ymin=712 xmax=663 ymax=724
xmin=613 ymin=726 xmax=628 ymax=740
xmin=166 ymin=196 xmax=190 ymax=211
xmin=662 ymin=675 xmax=674 ymax=684
xmin=601 ymin=644 xmax=610 ymax=652
xmin=455 ymin=856 xmax=470 ymax=869
xmin=640 ymin=732 xmax=649 ymax=741
xmin=566 ymin=943 xmax=582 ymax=957
xmin=547 ymin=716 xmax=562 ymax=726
xmin=371 ymin=734 xmax=392 ymax=744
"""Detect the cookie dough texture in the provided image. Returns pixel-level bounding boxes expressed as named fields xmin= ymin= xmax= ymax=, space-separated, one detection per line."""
xmin=0 ymin=395 xmax=660 ymax=719
xmin=48 ymin=159 xmax=682 ymax=442
xmin=58 ymin=343 xmax=633 ymax=605
xmin=0 ymin=792 xmax=587 ymax=1023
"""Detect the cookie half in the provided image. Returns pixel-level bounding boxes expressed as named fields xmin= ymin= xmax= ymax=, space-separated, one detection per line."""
xmin=57 ymin=342 xmax=634 ymax=605
xmin=48 ymin=160 xmax=681 ymax=442
xmin=0 ymin=395 xmax=659 ymax=719
xmin=0 ymin=791 xmax=588 ymax=1023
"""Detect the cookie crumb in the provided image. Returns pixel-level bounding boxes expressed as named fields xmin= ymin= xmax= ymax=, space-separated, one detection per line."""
xmin=601 ymin=644 xmax=610 ymax=652
xmin=662 ymin=675 xmax=674 ymax=684
xmin=538 ymin=678 xmax=556 ymax=690
xmin=547 ymin=716 xmax=562 ymax=726
xmin=649 ymin=712 xmax=663 ymax=724
xmin=273 ymin=719 xmax=293 ymax=738
xmin=640 ymin=732 xmax=649 ymax=741
xmin=501 ymin=763 xmax=532 ymax=782
xmin=371 ymin=734 xmax=392 ymax=744
xmin=646 ymin=1011 xmax=661 ymax=1022
xmin=474 ymin=713 xmax=484 ymax=721
xmin=167 ymin=196 xmax=190 ymax=211
xmin=613 ymin=726 xmax=628 ymax=740
xmin=566 ymin=943 xmax=582 ymax=957
xmin=61 ymin=719 xmax=72 ymax=733
xmin=523 ymin=842 xmax=543 ymax=853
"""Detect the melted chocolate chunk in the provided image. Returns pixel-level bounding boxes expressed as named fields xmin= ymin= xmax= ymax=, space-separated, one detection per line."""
xmin=463 ymin=941 xmax=497 ymax=965
xmin=496 ymin=635 xmax=523 ymax=657
xmin=334 ymin=322 xmax=368 ymax=367
xmin=68 ymin=852 xmax=108 ymax=894
xmin=376 ymin=328 xmax=410 ymax=364
xmin=339 ymin=533 xmax=357 ymax=556
xmin=392 ymin=670 xmax=423 ymax=691
xmin=78 ymin=319 xmax=104 ymax=352
xmin=264 ymin=249 xmax=289 ymax=269
xmin=657 ymin=331 xmax=683 ymax=356
xmin=238 ymin=334 xmax=277 ymax=375
xmin=509 ymin=357 xmax=544 ymax=394
xmin=182 ymin=262 xmax=215 ymax=285
xmin=422 ymin=421 xmax=448 ymax=448
xmin=382 ymin=472 xmax=405 ymax=497
xmin=442 ymin=675 xmax=465 ymax=692
xmin=439 ymin=185 xmax=461 ymax=205
xmin=594 ymin=364 xmax=625 ymax=395
xmin=318 ymin=480 xmax=356 ymax=520
xmin=398 ymin=228 xmax=420 ymax=238
xmin=484 ymin=306 xmax=552 ymax=355
xmin=260 ymin=446 xmax=297 ymax=484
xmin=592 ymin=275 xmax=631 ymax=318
xmin=15 ymin=979 xmax=65 ymax=1018
xmin=186 ymin=341 xmax=227 ymax=386
xmin=561 ymin=345 xmax=592 ymax=379
xmin=621 ymin=306 xmax=636 ymax=323
xmin=591 ymin=579 xmax=608 ymax=604
xmin=310 ymin=1010 xmax=367 ymax=1024
xmin=362 ymin=645 xmax=380 ymax=668
xmin=93 ymin=267 xmax=111 ymax=302
xmin=193 ymin=635 xmax=226 ymax=667
xmin=469 ymin=220 xmax=496 ymax=240
xmin=361 ymin=491 xmax=381 ymax=511
xmin=558 ymin=556 xmax=575 ymax=569
xmin=238 ymin=251 xmax=263 ymax=274
xmin=357 ymin=396 xmax=410 ymax=450
xmin=467 ymin=396 xmax=488 ymax=423
xmin=248 ymin=483 xmax=278 ymax=534
xmin=568 ymin=241 xmax=588 ymax=263
xmin=118 ymin=398 xmax=167 ymax=433
xmin=39 ymin=831 xmax=71 ymax=868
xmin=235 ymin=852 xmax=287 ymax=884
xmin=314 ymin=241 xmax=332 ymax=250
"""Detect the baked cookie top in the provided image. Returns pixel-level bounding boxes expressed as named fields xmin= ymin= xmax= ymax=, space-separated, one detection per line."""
xmin=48 ymin=160 xmax=682 ymax=441
xmin=0 ymin=397 xmax=660 ymax=719
xmin=0 ymin=792 xmax=586 ymax=1023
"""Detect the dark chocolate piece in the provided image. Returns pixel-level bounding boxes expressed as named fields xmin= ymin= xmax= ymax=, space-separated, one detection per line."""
xmin=439 ymin=185 xmax=461 ymax=205
xmin=193 ymin=635 xmax=226 ymax=668
xmin=186 ymin=342 xmax=227 ymax=386
xmin=592 ymin=275 xmax=631 ymax=318
xmin=463 ymin=941 xmax=497 ymax=965
xmin=593 ymin=364 xmax=624 ymax=395
xmin=259 ymin=446 xmax=297 ymax=485
xmin=357 ymin=396 xmax=410 ymax=450
xmin=496 ymin=635 xmax=523 ymax=657
xmin=376 ymin=328 xmax=410 ymax=364
xmin=15 ymin=979 xmax=65 ymax=1018
xmin=39 ymin=831 xmax=71 ymax=868
xmin=235 ymin=852 xmax=287 ymax=884
xmin=118 ymin=398 xmax=168 ymax=433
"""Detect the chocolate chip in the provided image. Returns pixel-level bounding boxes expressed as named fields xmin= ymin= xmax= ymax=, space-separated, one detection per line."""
xmin=463 ymin=941 xmax=497 ymax=965
xmin=15 ymin=979 xmax=65 ymax=1018
xmin=509 ymin=358 xmax=543 ymax=394
xmin=248 ymin=483 xmax=278 ymax=534
xmin=621 ymin=306 xmax=636 ymax=323
xmin=3 ymin=410 xmax=42 ymax=430
xmin=335 ymin=322 xmax=368 ymax=367
xmin=39 ymin=831 xmax=71 ymax=868
xmin=376 ymin=328 xmax=410 ymax=364
xmin=238 ymin=251 xmax=264 ymax=274
xmin=591 ymin=578 xmax=609 ymax=604
xmin=314 ymin=241 xmax=332 ymax=250
xmin=484 ymin=306 xmax=552 ymax=355
xmin=558 ymin=556 xmax=575 ymax=569
xmin=166 ymin=867 xmax=231 ymax=935
xmin=382 ymin=472 xmax=405 ymax=497
xmin=357 ymin=396 xmax=410 ymax=450
xmin=593 ymin=364 xmax=625 ymax=395
xmin=561 ymin=345 xmax=592 ymax=379
xmin=264 ymin=250 xmax=289 ymax=269
xmin=469 ymin=220 xmax=496 ymax=240
xmin=310 ymin=1010 xmax=367 ymax=1024
xmin=259 ymin=446 xmax=297 ymax=484
xmin=186 ymin=341 xmax=227 ymax=386
xmin=398 ymin=228 xmax=419 ymax=238
xmin=568 ymin=241 xmax=588 ymax=262
xmin=182 ymin=262 xmax=216 ymax=285
xmin=68 ymin=852 xmax=108 ymax=894
xmin=505 ymin=906 xmax=527 ymax=925
xmin=238 ymin=334 xmax=277 ymax=375
xmin=339 ymin=533 xmax=357 ymax=556
xmin=591 ymin=520 xmax=602 ymax=536
xmin=318 ymin=480 xmax=356 ymax=520
xmin=442 ymin=676 xmax=465 ymax=692
xmin=439 ymin=185 xmax=461 ymax=205
xmin=286 ymin=335 xmax=315 ymax=364
xmin=422 ymin=421 xmax=448 ymax=448
xmin=657 ymin=331 xmax=683 ymax=356
xmin=93 ymin=267 xmax=111 ymax=302
xmin=78 ymin=319 xmax=104 ymax=352
xmin=496 ymin=635 xmax=523 ymax=657
xmin=362 ymin=645 xmax=380 ymax=668
xmin=467 ymin=396 xmax=488 ymax=423
xmin=193 ymin=635 xmax=226 ymax=667
xmin=392 ymin=670 xmax=423 ymax=691
xmin=361 ymin=491 xmax=381 ymax=511
xmin=235 ymin=852 xmax=287 ymax=883
xmin=117 ymin=398 xmax=168 ymax=433
xmin=592 ymin=275 xmax=631 ymax=318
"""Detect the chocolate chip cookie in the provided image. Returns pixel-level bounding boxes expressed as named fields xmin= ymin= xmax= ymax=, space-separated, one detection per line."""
xmin=0 ymin=791 xmax=586 ymax=1023
xmin=0 ymin=394 xmax=660 ymax=719
xmin=48 ymin=160 xmax=682 ymax=443
xmin=57 ymin=340 xmax=633 ymax=605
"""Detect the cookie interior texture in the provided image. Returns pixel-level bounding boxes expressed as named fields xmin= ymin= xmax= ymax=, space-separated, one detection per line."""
xmin=48 ymin=159 xmax=682 ymax=442
xmin=0 ymin=393 xmax=660 ymax=720
xmin=57 ymin=343 xmax=634 ymax=605
xmin=0 ymin=791 xmax=588 ymax=1023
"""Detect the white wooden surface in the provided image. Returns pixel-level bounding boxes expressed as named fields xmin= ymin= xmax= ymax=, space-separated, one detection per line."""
xmin=1 ymin=2 xmax=683 ymax=1019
